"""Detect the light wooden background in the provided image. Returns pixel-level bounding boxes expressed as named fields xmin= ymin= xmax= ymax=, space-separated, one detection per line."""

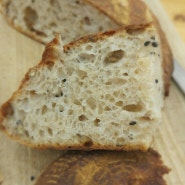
xmin=161 ymin=0 xmax=185 ymax=43
xmin=0 ymin=0 xmax=185 ymax=185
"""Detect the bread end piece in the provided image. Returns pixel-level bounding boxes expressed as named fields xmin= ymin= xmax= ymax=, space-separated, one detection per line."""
xmin=34 ymin=148 xmax=170 ymax=185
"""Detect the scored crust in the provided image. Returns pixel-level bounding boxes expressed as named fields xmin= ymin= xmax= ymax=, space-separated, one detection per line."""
xmin=34 ymin=148 xmax=170 ymax=185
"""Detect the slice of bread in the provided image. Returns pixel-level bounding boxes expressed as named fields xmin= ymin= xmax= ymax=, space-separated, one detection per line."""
xmin=0 ymin=24 xmax=164 ymax=151
xmin=0 ymin=0 xmax=173 ymax=96
xmin=34 ymin=149 xmax=170 ymax=185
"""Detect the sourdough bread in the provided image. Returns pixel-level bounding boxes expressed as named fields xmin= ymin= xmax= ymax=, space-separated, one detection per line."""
xmin=0 ymin=24 xmax=164 ymax=150
xmin=0 ymin=0 xmax=173 ymax=96
xmin=34 ymin=149 xmax=170 ymax=185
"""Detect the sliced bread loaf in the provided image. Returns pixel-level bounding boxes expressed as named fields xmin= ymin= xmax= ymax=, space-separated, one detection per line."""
xmin=0 ymin=0 xmax=173 ymax=96
xmin=0 ymin=24 xmax=164 ymax=151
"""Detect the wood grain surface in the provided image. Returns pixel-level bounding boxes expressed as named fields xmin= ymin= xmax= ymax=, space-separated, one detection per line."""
xmin=0 ymin=0 xmax=185 ymax=185
xmin=161 ymin=0 xmax=185 ymax=43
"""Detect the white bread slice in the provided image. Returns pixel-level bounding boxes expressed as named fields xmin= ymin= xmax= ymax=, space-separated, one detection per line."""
xmin=0 ymin=0 xmax=119 ymax=44
xmin=0 ymin=24 xmax=164 ymax=151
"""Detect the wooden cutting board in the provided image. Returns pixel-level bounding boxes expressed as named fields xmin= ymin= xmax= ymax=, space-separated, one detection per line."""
xmin=0 ymin=0 xmax=185 ymax=185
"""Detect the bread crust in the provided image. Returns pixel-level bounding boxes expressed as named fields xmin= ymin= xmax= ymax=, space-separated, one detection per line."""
xmin=34 ymin=148 xmax=170 ymax=185
xmin=0 ymin=24 xmax=156 ymax=151
xmin=63 ymin=23 xmax=151 ymax=53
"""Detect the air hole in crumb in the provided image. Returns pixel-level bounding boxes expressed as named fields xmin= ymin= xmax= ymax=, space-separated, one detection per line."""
xmin=41 ymin=105 xmax=47 ymax=114
xmin=84 ymin=16 xmax=91 ymax=25
xmin=140 ymin=116 xmax=151 ymax=121
xmin=78 ymin=114 xmax=88 ymax=121
xmin=78 ymin=53 xmax=95 ymax=62
xmin=115 ymin=101 xmax=123 ymax=107
xmin=24 ymin=6 xmax=38 ymax=29
xmin=98 ymin=26 xmax=103 ymax=32
xmin=104 ymin=50 xmax=125 ymax=65
xmin=49 ymin=0 xmax=60 ymax=7
xmin=85 ymin=45 xmax=93 ymax=51
xmin=114 ymin=131 xmax=119 ymax=136
xmin=59 ymin=105 xmax=64 ymax=112
xmin=60 ymin=59 xmax=64 ymax=64
xmin=73 ymin=99 xmax=81 ymax=105
xmin=39 ymin=130 xmax=44 ymax=137
xmin=76 ymin=134 xmax=93 ymax=147
xmin=24 ymin=130 xmax=29 ymax=137
xmin=134 ymin=69 xmax=140 ymax=74
xmin=57 ymin=67 xmax=63 ymax=76
xmin=68 ymin=109 xmax=73 ymax=115
xmin=123 ymin=104 xmax=142 ymax=112
xmin=86 ymin=98 xmax=96 ymax=110
xmin=111 ymin=78 xmax=126 ymax=85
xmin=94 ymin=118 xmax=100 ymax=126
xmin=111 ymin=122 xmax=119 ymax=127
xmin=105 ymin=106 xmax=111 ymax=111
xmin=77 ymin=69 xmax=87 ymax=79
xmin=105 ymin=81 xmax=112 ymax=85
xmin=105 ymin=94 xmax=115 ymax=102
xmin=47 ymin=128 xmax=53 ymax=136
xmin=116 ymin=137 xmax=125 ymax=144
xmin=64 ymin=98 xmax=68 ymax=104
xmin=79 ymin=81 xmax=84 ymax=86
xmin=52 ymin=102 xmax=56 ymax=108
xmin=49 ymin=22 xmax=57 ymax=27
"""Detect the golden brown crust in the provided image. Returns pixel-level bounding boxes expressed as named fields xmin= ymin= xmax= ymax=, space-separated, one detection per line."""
xmin=64 ymin=23 xmax=151 ymax=53
xmin=34 ymin=148 xmax=170 ymax=185
xmin=152 ymin=16 xmax=173 ymax=96
xmin=85 ymin=0 xmax=153 ymax=25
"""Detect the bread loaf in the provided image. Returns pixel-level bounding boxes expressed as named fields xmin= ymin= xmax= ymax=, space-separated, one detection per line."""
xmin=0 ymin=0 xmax=173 ymax=96
xmin=34 ymin=149 xmax=170 ymax=185
xmin=0 ymin=24 xmax=164 ymax=150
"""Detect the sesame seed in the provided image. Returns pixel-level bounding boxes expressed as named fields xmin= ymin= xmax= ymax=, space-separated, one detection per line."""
xmin=129 ymin=121 xmax=137 ymax=125
xmin=155 ymin=79 xmax=159 ymax=84
xmin=152 ymin=42 xmax=158 ymax=47
xmin=144 ymin=41 xmax=150 ymax=46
